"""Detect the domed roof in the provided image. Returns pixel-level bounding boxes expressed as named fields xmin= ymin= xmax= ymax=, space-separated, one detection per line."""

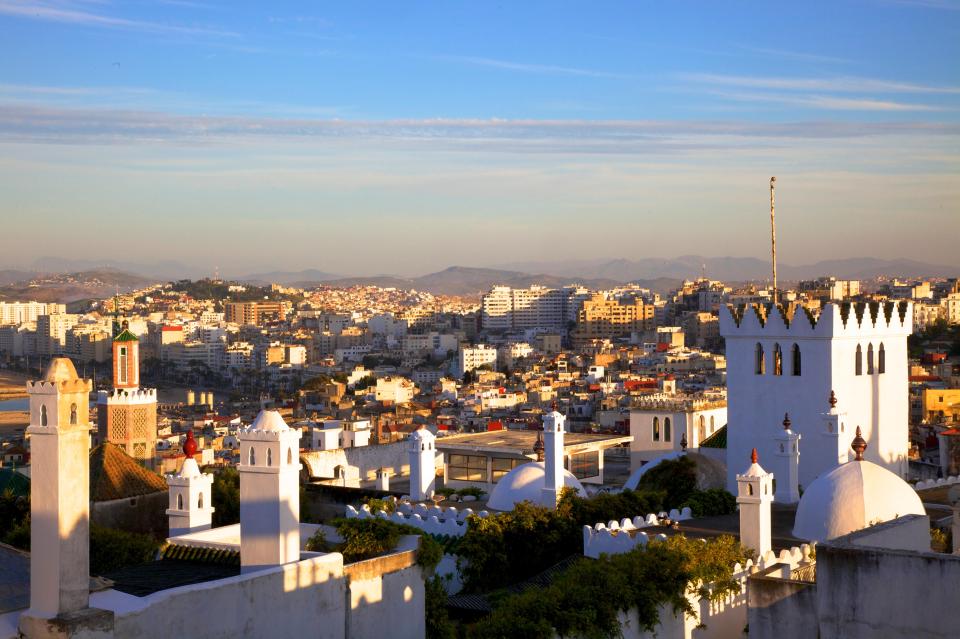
xmin=408 ymin=425 xmax=436 ymax=443
xmin=487 ymin=461 xmax=586 ymax=511
xmin=623 ymin=451 xmax=727 ymax=491
xmin=793 ymin=430 xmax=923 ymax=541
xmin=623 ymin=451 xmax=686 ymax=490
xmin=250 ymin=410 xmax=289 ymax=432
xmin=43 ymin=358 xmax=79 ymax=383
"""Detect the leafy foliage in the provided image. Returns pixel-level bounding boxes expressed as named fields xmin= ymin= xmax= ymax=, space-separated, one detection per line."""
xmin=682 ymin=488 xmax=738 ymax=518
xmin=635 ymin=456 xmax=698 ymax=508
xmin=425 ymin=574 xmax=457 ymax=639
xmin=306 ymin=518 xmax=443 ymax=572
xmin=558 ymin=487 xmax=665 ymax=528
xmin=89 ymin=525 xmax=163 ymax=575
xmin=210 ymin=467 xmax=240 ymax=527
xmin=363 ymin=497 xmax=397 ymax=515
xmin=467 ymin=535 xmax=748 ymax=639
xmin=0 ymin=490 xmax=30 ymax=549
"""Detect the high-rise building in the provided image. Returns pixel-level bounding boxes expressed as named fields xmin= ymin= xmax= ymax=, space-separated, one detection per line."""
xmin=573 ymin=293 xmax=654 ymax=341
xmin=481 ymin=285 xmax=582 ymax=331
xmin=225 ymin=301 xmax=288 ymax=326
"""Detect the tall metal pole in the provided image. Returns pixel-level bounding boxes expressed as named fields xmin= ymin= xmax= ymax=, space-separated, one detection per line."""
xmin=770 ymin=176 xmax=778 ymax=305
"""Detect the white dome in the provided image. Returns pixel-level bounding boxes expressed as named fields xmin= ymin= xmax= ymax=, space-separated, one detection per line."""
xmin=178 ymin=458 xmax=201 ymax=478
xmin=793 ymin=459 xmax=924 ymax=542
xmin=408 ymin=426 xmax=436 ymax=443
xmin=250 ymin=410 xmax=289 ymax=432
xmin=487 ymin=461 xmax=586 ymax=511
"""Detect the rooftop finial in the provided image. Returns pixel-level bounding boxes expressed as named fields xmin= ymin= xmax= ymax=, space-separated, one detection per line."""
xmin=829 ymin=390 xmax=837 ymax=408
xmin=680 ymin=432 xmax=688 ymax=452
xmin=751 ymin=447 xmax=758 ymax=464
xmin=551 ymin=399 xmax=558 ymax=412
xmin=534 ymin=431 xmax=544 ymax=462
xmin=851 ymin=426 xmax=867 ymax=461
xmin=782 ymin=412 xmax=791 ymax=430
xmin=183 ymin=430 xmax=197 ymax=457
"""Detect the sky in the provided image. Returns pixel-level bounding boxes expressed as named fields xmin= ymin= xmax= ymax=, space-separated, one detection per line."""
xmin=0 ymin=0 xmax=958 ymax=277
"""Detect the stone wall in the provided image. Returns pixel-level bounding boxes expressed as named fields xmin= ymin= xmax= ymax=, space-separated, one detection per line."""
xmin=747 ymin=564 xmax=818 ymax=639
xmin=91 ymin=492 xmax=168 ymax=537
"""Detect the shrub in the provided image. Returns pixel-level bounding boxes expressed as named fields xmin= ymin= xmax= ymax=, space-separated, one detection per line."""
xmin=558 ymin=487 xmax=665 ymax=527
xmin=364 ymin=497 xmax=396 ymax=515
xmin=425 ymin=574 xmax=456 ymax=639
xmin=305 ymin=528 xmax=330 ymax=552
xmin=89 ymin=525 xmax=163 ymax=575
xmin=636 ymin=456 xmax=698 ymax=508
xmin=210 ymin=467 xmax=240 ymax=527
xmin=456 ymin=486 xmax=485 ymax=498
xmin=682 ymin=489 xmax=737 ymax=518
xmin=334 ymin=518 xmax=403 ymax=563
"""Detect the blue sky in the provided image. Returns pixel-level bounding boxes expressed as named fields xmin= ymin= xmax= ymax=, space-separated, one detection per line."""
xmin=1 ymin=1 xmax=958 ymax=276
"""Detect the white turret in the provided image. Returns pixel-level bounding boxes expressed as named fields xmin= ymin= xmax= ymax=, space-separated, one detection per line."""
xmin=23 ymin=359 xmax=93 ymax=619
xmin=541 ymin=408 xmax=565 ymax=509
xmin=166 ymin=431 xmax=214 ymax=537
xmin=774 ymin=413 xmax=801 ymax=503
xmin=737 ymin=448 xmax=774 ymax=557
xmin=822 ymin=390 xmax=851 ymax=466
xmin=408 ymin=425 xmax=436 ymax=502
xmin=239 ymin=410 xmax=302 ymax=573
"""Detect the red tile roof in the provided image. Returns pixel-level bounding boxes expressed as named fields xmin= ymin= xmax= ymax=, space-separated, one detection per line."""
xmin=89 ymin=444 xmax=168 ymax=502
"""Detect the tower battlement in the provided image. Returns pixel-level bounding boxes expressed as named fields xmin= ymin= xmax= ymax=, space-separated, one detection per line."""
xmin=27 ymin=378 xmax=92 ymax=395
xmin=720 ymin=301 xmax=912 ymax=338
xmin=97 ymin=387 xmax=157 ymax=404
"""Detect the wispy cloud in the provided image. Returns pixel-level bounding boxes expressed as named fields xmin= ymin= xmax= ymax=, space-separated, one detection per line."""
xmin=683 ymin=72 xmax=960 ymax=95
xmin=0 ymin=0 xmax=239 ymax=37
xmin=710 ymin=90 xmax=945 ymax=112
xmin=440 ymin=55 xmax=632 ymax=79
xmin=734 ymin=45 xmax=852 ymax=65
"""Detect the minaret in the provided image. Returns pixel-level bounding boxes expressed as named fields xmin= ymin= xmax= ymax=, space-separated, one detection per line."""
xmin=541 ymin=407 xmax=565 ymax=509
xmin=24 ymin=358 xmax=93 ymax=618
xmin=112 ymin=321 xmax=139 ymax=389
xmin=821 ymin=390 xmax=850 ymax=466
xmin=239 ymin=410 xmax=302 ymax=573
xmin=774 ymin=413 xmax=801 ymax=503
xmin=408 ymin=424 xmax=436 ymax=502
xmin=166 ymin=431 xmax=214 ymax=537
xmin=737 ymin=448 xmax=773 ymax=557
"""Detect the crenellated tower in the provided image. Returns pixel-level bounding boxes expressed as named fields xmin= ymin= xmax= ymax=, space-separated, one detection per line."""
xmin=721 ymin=301 xmax=911 ymax=492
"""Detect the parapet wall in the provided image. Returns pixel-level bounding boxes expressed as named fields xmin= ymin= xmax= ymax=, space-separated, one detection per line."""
xmin=720 ymin=301 xmax=912 ymax=338
xmin=97 ymin=388 xmax=157 ymax=405
xmin=345 ymin=503 xmax=491 ymax=537
xmin=914 ymin=475 xmax=960 ymax=491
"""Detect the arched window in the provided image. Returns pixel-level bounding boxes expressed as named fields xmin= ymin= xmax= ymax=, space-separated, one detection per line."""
xmin=755 ymin=343 xmax=765 ymax=375
xmin=664 ymin=417 xmax=672 ymax=442
xmin=867 ymin=343 xmax=875 ymax=375
xmin=70 ymin=403 xmax=78 ymax=425
xmin=653 ymin=417 xmax=660 ymax=442
xmin=698 ymin=423 xmax=706 ymax=444
xmin=198 ymin=493 xmax=203 ymax=509
xmin=878 ymin=343 xmax=885 ymax=374
xmin=249 ymin=446 xmax=256 ymax=466
xmin=773 ymin=343 xmax=783 ymax=376
xmin=40 ymin=405 xmax=47 ymax=426
xmin=287 ymin=448 xmax=293 ymax=465
xmin=747 ymin=484 xmax=754 ymax=496
xmin=791 ymin=344 xmax=801 ymax=376
xmin=177 ymin=494 xmax=183 ymax=510
xmin=267 ymin=448 xmax=273 ymax=467
xmin=855 ymin=344 xmax=863 ymax=376
xmin=710 ymin=416 xmax=715 ymax=432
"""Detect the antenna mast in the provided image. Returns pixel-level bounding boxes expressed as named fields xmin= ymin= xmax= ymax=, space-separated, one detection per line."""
xmin=769 ymin=176 xmax=778 ymax=305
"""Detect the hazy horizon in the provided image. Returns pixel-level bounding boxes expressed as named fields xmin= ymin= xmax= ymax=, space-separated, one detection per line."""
xmin=2 ymin=2 xmax=958 ymax=274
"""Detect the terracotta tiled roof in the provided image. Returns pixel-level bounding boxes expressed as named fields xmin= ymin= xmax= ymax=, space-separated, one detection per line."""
xmin=89 ymin=444 xmax=167 ymax=502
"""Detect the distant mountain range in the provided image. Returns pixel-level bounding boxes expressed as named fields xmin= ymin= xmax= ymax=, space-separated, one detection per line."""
xmin=2 ymin=256 xmax=954 ymax=301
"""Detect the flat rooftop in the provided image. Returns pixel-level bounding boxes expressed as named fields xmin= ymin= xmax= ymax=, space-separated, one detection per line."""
xmin=436 ymin=430 xmax=632 ymax=457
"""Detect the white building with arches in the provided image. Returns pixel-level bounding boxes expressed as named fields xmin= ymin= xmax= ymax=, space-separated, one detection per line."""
xmin=721 ymin=302 xmax=911 ymax=493
xmin=628 ymin=394 xmax=727 ymax=469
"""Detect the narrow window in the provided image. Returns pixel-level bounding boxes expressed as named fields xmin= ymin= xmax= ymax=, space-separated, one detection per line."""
xmin=40 ymin=404 xmax=47 ymax=426
xmin=249 ymin=446 xmax=256 ymax=466
xmin=791 ymin=344 xmax=801 ymax=376
xmin=664 ymin=417 xmax=672 ymax=442
xmin=653 ymin=417 xmax=660 ymax=442
xmin=267 ymin=448 xmax=273 ymax=467
xmin=198 ymin=493 xmax=203 ymax=509
xmin=855 ymin=344 xmax=863 ymax=376
xmin=755 ymin=343 xmax=765 ymax=375
xmin=773 ymin=343 xmax=783 ymax=376
xmin=878 ymin=343 xmax=886 ymax=374
xmin=710 ymin=416 xmax=715 ymax=432
xmin=118 ymin=346 xmax=128 ymax=385
xmin=867 ymin=343 xmax=875 ymax=375
xmin=748 ymin=484 xmax=754 ymax=496
xmin=287 ymin=448 xmax=293 ymax=465
xmin=177 ymin=494 xmax=183 ymax=510
xmin=698 ymin=423 xmax=705 ymax=444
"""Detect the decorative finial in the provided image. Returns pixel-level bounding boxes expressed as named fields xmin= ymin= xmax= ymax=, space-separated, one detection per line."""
xmin=551 ymin=399 xmax=558 ymax=412
xmin=751 ymin=447 xmax=758 ymax=464
xmin=680 ymin=432 xmax=687 ymax=452
xmin=534 ymin=431 xmax=544 ymax=462
xmin=782 ymin=412 xmax=791 ymax=430
xmin=851 ymin=426 xmax=867 ymax=461
xmin=828 ymin=390 xmax=837 ymax=408
xmin=183 ymin=430 xmax=197 ymax=457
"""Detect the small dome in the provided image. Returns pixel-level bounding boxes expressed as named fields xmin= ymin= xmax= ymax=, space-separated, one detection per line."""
xmin=793 ymin=459 xmax=924 ymax=542
xmin=487 ymin=461 xmax=586 ymax=511
xmin=178 ymin=458 xmax=201 ymax=478
xmin=250 ymin=410 xmax=289 ymax=432
xmin=408 ymin=425 xmax=436 ymax=443
xmin=43 ymin=358 xmax=79 ymax=383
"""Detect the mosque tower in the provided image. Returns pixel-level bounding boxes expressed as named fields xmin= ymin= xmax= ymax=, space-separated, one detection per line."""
xmin=774 ymin=413 xmax=801 ymax=503
xmin=540 ymin=407 xmax=565 ymax=509
xmin=166 ymin=431 xmax=215 ymax=537
xmin=408 ymin=425 xmax=437 ymax=502
xmin=737 ymin=448 xmax=773 ymax=557
xmin=96 ymin=322 xmax=158 ymax=466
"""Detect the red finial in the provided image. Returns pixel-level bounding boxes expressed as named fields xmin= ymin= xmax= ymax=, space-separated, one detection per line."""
xmin=534 ymin=431 xmax=545 ymax=462
xmin=782 ymin=413 xmax=791 ymax=430
xmin=828 ymin=390 xmax=837 ymax=408
xmin=751 ymin=447 xmax=758 ymax=464
xmin=183 ymin=430 xmax=197 ymax=457
xmin=851 ymin=426 xmax=867 ymax=461
xmin=551 ymin=399 xmax=558 ymax=412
